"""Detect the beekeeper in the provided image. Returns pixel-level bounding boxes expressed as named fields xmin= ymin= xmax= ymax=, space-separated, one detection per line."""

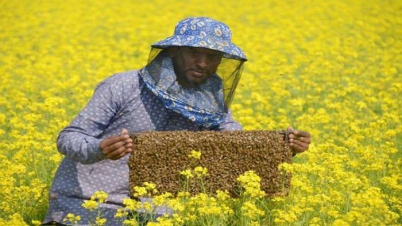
xmin=43 ymin=17 xmax=311 ymax=225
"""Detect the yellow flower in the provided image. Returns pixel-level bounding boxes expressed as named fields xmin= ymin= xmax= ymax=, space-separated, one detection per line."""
xmin=123 ymin=198 xmax=140 ymax=211
xmin=153 ymin=192 xmax=173 ymax=206
xmin=115 ymin=208 xmax=128 ymax=218
xmin=123 ymin=218 xmax=138 ymax=226
xmin=133 ymin=186 xmax=148 ymax=196
xmin=216 ymin=190 xmax=230 ymax=200
xmin=0 ymin=114 xmax=6 ymax=125
xmin=177 ymin=191 xmax=191 ymax=197
xmin=279 ymin=162 xmax=294 ymax=173
xmin=237 ymin=171 xmax=266 ymax=198
xmin=63 ymin=213 xmax=81 ymax=224
xmin=222 ymin=205 xmax=234 ymax=215
xmin=95 ymin=216 xmax=107 ymax=226
xmin=142 ymin=202 xmax=153 ymax=211
xmin=82 ymin=200 xmax=98 ymax=212
xmin=168 ymin=199 xmax=185 ymax=212
xmin=273 ymin=209 xmax=297 ymax=224
xmin=241 ymin=201 xmax=265 ymax=220
xmin=92 ymin=190 xmax=108 ymax=203
xmin=172 ymin=214 xmax=184 ymax=224
xmin=156 ymin=216 xmax=174 ymax=226
xmin=199 ymin=205 xmax=222 ymax=216
xmin=0 ymin=213 xmax=28 ymax=226
xmin=184 ymin=214 xmax=197 ymax=222
xmin=194 ymin=166 xmax=208 ymax=178
xmin=309 ymin=217 xmax=321 ymax=226
xmin=147 ymin=216 xmax=174 ymax=226
xmin=180 ymin=169 xmax=193 ymax=179
xmin=332 ymin=219 xmax=350 ymax=226
xmin=381 ymin=175 xmax=402 ymax=190
xmin=249 ymin=221 xmax=260 ymax=226
xmin=143 ymin=182 xmax=158 ymax=194
xmin=188 ymin=150 xmax=201 ymax=159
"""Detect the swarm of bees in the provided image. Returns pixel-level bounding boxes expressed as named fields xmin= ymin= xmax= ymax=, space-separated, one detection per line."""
xmin=129 ymin=130 xmax=292 ymax=197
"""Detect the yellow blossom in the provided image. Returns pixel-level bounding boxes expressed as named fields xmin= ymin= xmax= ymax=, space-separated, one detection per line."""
xmin=92 ymin=190 xmax=108 ymax=203
xmin=123 ymin=218 xmax=138 ymax=226
xmin=194 ymin=166 xmax=208 ymax=178
xmin=177 ymin=191 xmax=191 ymax=197
xmin=237 ymin=171 xmax=266 ymax=198
xmin=153 ymin=192 xmax=173 ymax=206
xmin=82 ymin=200 xmax=98 ymax=212
xmin=142 ymin=202 xmax=153 ymax=211
xmin=63 ymin=213 xmax=81 ymax=224
xmin=123 ymin=198 xmax=140 ymax=211
xmin=143 ymin=182 xmax=158 ymax=194
xmin=216 ymin=190 xmax=230 ymax=201
xmin=188 ymin=150 xmax=202 ymax=159
xmin=95 ymin=216 xmax=107 ymax=226
xmin=241 ymin=201 xmax=265 ymax=220
xmin=180 ymin=169 xmax=193 ymax=179
xmin=115 ymin=208 xmax=128 ymax=218
xmin=133 ymin=186 xmax=148 ymax=196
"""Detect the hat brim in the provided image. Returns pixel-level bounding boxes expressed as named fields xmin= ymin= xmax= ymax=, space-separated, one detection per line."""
xmin=151 ymin=35 xmax=247 ymax=61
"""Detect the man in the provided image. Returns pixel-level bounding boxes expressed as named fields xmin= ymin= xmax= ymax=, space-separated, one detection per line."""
xmin=43 ymin=17 xmax=311 ymax=225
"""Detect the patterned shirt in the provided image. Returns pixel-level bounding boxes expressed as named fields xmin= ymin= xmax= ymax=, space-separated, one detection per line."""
xmin=43 ymin=70 xmax=242 ymax=225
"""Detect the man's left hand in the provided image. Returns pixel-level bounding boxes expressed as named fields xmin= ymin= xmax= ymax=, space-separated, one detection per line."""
xmin=287 ymin=126 xmax=311 ymax=155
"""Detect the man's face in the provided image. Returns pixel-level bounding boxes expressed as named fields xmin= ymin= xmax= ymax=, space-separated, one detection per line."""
xmin=169 ymin=47 xmax=223 ymax=88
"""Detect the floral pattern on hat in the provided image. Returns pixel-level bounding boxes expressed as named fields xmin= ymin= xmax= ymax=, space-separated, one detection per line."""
xmin=152 ymin=17 xmax=247 ymax=61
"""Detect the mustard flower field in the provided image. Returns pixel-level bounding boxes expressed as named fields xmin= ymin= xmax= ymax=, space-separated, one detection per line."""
xmin=1 ymin=0 xmax=401 ymax=225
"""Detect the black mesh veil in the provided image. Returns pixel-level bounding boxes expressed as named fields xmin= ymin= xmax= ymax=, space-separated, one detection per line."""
xmin=146 ymin=47 xmax=245 ymax=110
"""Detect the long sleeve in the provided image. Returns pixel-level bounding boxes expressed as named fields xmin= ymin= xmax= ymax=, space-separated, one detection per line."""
xmin=216 ymin=109 xmax=243 ymax=131
xmin=57 ymin=78 xmax=121 ymax=164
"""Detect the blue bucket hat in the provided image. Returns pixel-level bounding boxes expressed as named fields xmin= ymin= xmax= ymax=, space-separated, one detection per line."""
xmin=152 ymin=17 xmax=247 ymax=61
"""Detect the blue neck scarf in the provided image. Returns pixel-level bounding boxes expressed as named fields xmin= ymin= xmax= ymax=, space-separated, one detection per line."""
xmin=139 ymin=54 xmax=226 ymax=128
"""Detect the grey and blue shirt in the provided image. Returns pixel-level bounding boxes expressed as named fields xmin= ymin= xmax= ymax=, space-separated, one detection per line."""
xmin=43 ymin=70 xmax=242 ymax=225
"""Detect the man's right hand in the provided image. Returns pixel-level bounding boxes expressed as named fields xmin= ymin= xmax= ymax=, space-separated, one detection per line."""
xmin=100 ymin=128 xmax=133 ymax=160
